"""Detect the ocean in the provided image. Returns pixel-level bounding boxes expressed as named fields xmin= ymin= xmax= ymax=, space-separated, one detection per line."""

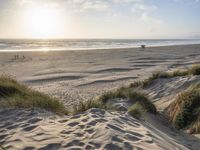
xmin=0 ymin=39 xmax=200 ymax=52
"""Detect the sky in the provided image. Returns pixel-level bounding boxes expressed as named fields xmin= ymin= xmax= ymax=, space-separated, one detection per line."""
xmin=0 ymin=0 xmax=199 ymax=39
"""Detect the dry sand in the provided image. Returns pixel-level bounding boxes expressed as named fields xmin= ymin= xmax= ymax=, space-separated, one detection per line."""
xmin=1 ymin=108 xmax=200 ymax=150
xmin=0 ymin=44 xmax=200 ymax=107
xmin=1 ymin=44 xmax=200 ymax=150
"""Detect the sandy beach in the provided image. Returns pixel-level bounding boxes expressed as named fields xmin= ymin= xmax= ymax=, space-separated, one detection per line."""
xmin=1 ymin=44 xmax=200 ymax=150
xmin=1 ymin=44 xmax=200 ymax=107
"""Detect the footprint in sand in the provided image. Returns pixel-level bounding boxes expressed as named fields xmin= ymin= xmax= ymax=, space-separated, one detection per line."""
xmin=38 ymin=143 xmax=61 ymax=150
xmin=86 ymin=125 xmax=92 ymax=129
xmin=78 ymin=125 xmax=85 ymax=129
xmin=64 ymin=140 xmax=85 ymax=147
xmin=70 ymin=114 xmax=81 ymax=119
xmin=88 ymin=120 xmax=98 ymax=126
xmin=95 ymin=118 xmax=107 ymax=123
xmin=73 ymin=132 xmax=84 ymax=137
xmin=123 ymin=142 xmax=133 ymax=149
xmin=91 ymin=114 xmax=99 ymax=118
xmin=85 ymin=129 xmax=95 ymax=134
xmin=144 ymin=139 xmax=153 ymax=144
xmin=125 ymin=133 xmax=141 ymax=142
xmin=23 ymin=146 xmax=36 ymax=150
xmin=58 ymin=119 xmax=69 ymax=123
xmin=113 ymin=119 xmax=125 ymax=125
xmin=104 ymin=143 xmax=122 ymax=150
xmin=20 ymin=123 xmax=30 ymax=128
xmin=60 ymin=130 xmax=73 ymax=135
xmin=67 ymin=122 xmax=79 ymax=127
xmin=107 ymin=124 xmax=124 ymax=133
xmin=81 ymin=118 xmax=88 ymax=122
xmin=23 ymin=125 xmax=38 ymax=131
xmin=88 ymin=141 xmax=101 ymax=149
xmin=85 ymin=144 xmax=95 ymax=150
xmin=127 ymin=131 xmax=144 ymax=138
xmin=27 ymin=118 xmax=42 ymax=124
xmin=112 ymin=136 xmax=124 ymax=143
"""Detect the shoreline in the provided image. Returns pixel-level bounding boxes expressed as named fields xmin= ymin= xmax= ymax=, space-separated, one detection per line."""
xmin=0 ymin=43 xmax=200 ymax=53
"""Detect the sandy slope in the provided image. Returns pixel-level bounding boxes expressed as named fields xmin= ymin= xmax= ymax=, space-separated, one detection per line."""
xmin=1 ymin=75 xmax=200 ymax=150
xmin=0 ymin=108 xmax=199 ymax=150
xmin=144 ymin=75 xmax=200 ymax=111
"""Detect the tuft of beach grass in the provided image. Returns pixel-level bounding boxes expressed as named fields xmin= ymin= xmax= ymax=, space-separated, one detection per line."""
xmin=98 ymin=86 xmax=157 ymax=114
xmin=167 ymin=82 xmax=200 ymax=133
xmin=0 ymin=75 xmax=68 ymax=115
xmin=130 ymin=64 xmax=200 ymax=88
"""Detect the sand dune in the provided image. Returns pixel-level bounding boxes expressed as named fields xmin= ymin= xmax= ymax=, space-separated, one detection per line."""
xmin=144 ymin=76 xmax=200 ymax=111
xmin=1 ymin=108 xmax=199 ymax=150
xmin=1 ymin=44 xmax=200 ymax=149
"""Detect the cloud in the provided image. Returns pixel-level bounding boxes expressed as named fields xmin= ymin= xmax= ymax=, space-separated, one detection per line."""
xmin=141 ymin=13 xmax=162 ymax=25
xmin=173 ymin=0 xmax=199 ymax=2
xmin=64 ymin=0 xmax=111 ymax=12
xmin=131 ymin=3 xmax=157 ymax=13
xmin=113 ymin=0 xmax=143 ymax=3
xmin=81 ymin=1 xmax=110 ymax=11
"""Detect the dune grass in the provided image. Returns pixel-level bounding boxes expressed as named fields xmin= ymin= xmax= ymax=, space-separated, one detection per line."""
xmin=98 ymin=86 xmax=157 ymax=114
xmin=128 ymin=102 xmax=143 ymax=119
xmin=0 ymin=75 xmax=68 ymax=115
xmin=130 ymin=64 xmax=200 ymax=88
xmin=167 ymin=82 xmax=200 ymax=133
xmin=0 ymin=75 xmax=156 ymax=116
xmin=72 ymin=99 xmax=106 ymax=115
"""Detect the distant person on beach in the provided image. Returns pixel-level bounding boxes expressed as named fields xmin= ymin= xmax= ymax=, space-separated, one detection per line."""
xmin=14 ymin=55 xmax=20 ymax=60
xmin=141 ymin=45 xmax=146 ymax=49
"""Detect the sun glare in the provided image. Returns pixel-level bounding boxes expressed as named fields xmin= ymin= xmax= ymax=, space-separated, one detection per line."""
xmin=23 ymin=6 xmax=65 ymax=38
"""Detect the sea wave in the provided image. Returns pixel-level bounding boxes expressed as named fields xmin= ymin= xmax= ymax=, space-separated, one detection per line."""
xmin=0 ymin=39 xmax=200 ymax=52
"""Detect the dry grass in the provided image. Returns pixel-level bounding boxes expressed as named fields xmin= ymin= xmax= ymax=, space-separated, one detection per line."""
xmin=0 ymin=75 xmax=68 ymax=115
xmin=72 ymin=99 xmax=106 ymax=115
xmin=130 ymin=64 xmax=200 ymax=88
xmin=167 ymin=83 xmax=200 ymax=133
xmin=128 ymin=102 xmax=143 ymax=119
xmin=98 ymin=86 xmax=157 ymax=114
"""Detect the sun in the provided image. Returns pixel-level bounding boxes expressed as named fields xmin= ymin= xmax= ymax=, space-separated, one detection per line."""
xmin=23 ymin=6 xmax=65 ymax=39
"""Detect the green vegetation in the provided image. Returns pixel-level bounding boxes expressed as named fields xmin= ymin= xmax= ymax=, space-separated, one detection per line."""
xmin=0 ymin=75 xmax=156 ymax=117
xmin=189 ymin=65 xmax=200 ymax=75
xmin=168 ymin=82 xmax=200 ymax=133
xmin=98 ymin=86 xmax=157 ymax=114
xmin=130 ymin=64 xmax=200 ymax=88
xmin=0 ymin=75 xmax=68 ymax=115
xmin=128 ymin=102 xmax=143 ymax=119
xmin=72 ymin=99 xmax=106 ymax=115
